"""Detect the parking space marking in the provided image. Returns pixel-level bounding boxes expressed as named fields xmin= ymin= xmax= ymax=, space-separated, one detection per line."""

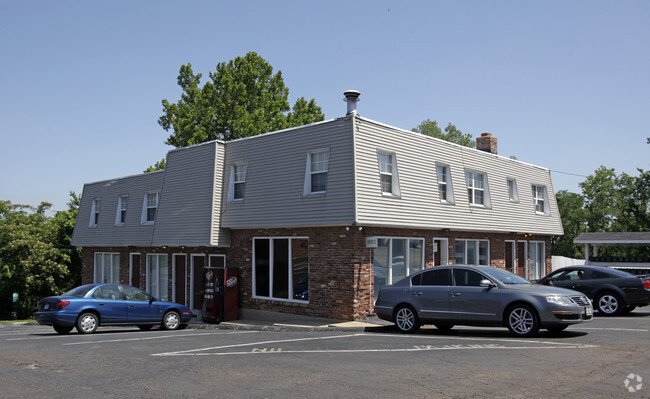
xmin=62 ymin=330 xmax=255 ymax=345
xmin=578 ymin=327 xmax=648 ymax=332
xmin=152 ymin=333 xmax=598 ymax=357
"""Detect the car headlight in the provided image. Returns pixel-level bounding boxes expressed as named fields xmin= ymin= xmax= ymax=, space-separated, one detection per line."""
xmin=546 ymin=295 xmax=573 ymax=306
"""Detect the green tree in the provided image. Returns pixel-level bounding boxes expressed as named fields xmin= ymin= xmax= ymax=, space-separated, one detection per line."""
xmin=552 ymin=190 xmax=587 ymax=258
xmin=159 ymin=51 xmax=325 ymax=149
xmin=0 ymin=200 xmax=73 ymax=318
xmin=580 ymin=166 xmax=621 ymax=232
xmin=412 ymin=119 xmax=475 ymax=148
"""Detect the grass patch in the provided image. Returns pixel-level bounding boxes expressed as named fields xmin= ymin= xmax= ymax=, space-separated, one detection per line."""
xmin=0 ymin=319 xmax=36 ymax=324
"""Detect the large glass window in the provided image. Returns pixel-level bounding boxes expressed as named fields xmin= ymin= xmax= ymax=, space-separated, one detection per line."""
xmin=373 ymin=237 xmax=424 ymax=298
xmin=94 ymin=252 xmax=119 ymax=283
xmin=147 ymin=254 xmax=168 ymax=301
xmin=529 ymin=242 xmax=545 ymax=280
xmin=455 ymin=239 xmax=490 ymax=265
xmin=253 ymin=237 xmax=309 ymax=302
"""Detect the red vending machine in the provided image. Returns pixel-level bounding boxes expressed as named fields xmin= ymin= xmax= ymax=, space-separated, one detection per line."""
xmin=202 ymin=267 xmax=238 ymax=324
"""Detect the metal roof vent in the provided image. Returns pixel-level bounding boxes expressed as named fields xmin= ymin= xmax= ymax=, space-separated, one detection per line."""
xmin=344 ymin=90 xmax=360 ymax=115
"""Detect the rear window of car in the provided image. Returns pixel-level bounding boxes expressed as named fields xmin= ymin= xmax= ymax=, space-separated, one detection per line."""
xmin=62 ymin=285 xmax=95 ymax=297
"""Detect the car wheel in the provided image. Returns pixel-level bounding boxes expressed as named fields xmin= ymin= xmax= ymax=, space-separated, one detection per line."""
xmin=76 ymin=312 xmax=98 ymax=334
xmin=595 ymin=292 xmax=623 ymax=316
xmin=506 ymin=304 xmax=540 ymax=337
xmin=394 ymin=305 xmax=420 ymax=334
xmin=546 ymin=325 xmax=568 ymax=333
xmin=138 ymin=325 xmax=153 ymax=331
xmin=162 ymin=310 xmax=181 ymax=330
xmin=434 ymin=323 xmax=454 ymax=332
xmin=53 ymin=324 xmax=73 ymax=334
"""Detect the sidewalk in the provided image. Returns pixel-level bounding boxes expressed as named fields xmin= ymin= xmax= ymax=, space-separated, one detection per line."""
xmin=189 ymin=309 xmax=394 ymax=332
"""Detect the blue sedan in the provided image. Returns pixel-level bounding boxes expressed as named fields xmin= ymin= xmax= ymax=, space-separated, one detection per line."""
xmin=34 ymin=284 xmax=194 ymax=334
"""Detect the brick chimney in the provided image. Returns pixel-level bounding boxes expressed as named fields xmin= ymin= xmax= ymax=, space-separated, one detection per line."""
xmin=476 ymin=133 xmax=497 ymax=154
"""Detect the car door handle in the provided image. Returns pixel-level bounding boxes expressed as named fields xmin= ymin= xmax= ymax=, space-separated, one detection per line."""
xmin=414 ymin=292 xmax=423 ymax=296
xmin=99 ymin=303 xmax=106 ymax=306
xmin=451 ymin=293 xmax=461 ymax=297
xmin=130 ymin=304 xmax=136 ymax=308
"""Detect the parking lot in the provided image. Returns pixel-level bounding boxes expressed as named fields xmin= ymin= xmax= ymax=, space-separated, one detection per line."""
xmin=1 ymin=311 xmax=648 ymax=398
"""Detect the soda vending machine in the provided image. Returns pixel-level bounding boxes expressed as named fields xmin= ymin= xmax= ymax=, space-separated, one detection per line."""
xmin=202 ymin=267 xmax=239 ymax=324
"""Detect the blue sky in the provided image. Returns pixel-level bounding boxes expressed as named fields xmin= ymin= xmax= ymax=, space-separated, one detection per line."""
xmin=1 ymin=1 xmax=648 ymax=213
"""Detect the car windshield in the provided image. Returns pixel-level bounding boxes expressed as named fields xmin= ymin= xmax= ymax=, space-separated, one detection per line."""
xmin=62 ymin=285 xmax=96 ymax=297
xmin=482 ymin=268 xmax=531 ymax=285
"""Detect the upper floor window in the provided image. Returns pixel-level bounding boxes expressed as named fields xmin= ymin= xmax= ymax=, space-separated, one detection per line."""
xmin=141 ymin=192 xmax=159 ymax=224
xmin=507 ymin=178 xmax=519 ymax=202
xmin=89 ymin=198 xmax=101 ymax=228
xmin=378 ymin=151 xmax=400 ymax=196
xmin=115 ymin=195 xmax=128 ymax=226
xmin=466 ymin=170 xmax=490 ymax=207
xmin=436 ymin=163 xmax=454 ymax=203
xmin=228 ymin=163 xmax=247 ymax=202
xmin=532 ymin=185 xmax=550 ymax=215
xmin=304 ymin=150 xmax=328 ymax=195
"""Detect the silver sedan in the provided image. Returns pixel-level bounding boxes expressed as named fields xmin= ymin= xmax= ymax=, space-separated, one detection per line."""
xmin=375 ymin=265 xmax=593 ymax=337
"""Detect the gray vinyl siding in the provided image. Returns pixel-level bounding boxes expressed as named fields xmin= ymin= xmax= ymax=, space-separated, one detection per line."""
xmin=152 ymin=142 xmax=221 ymax=246
xmin=353 ymin=117 xmax=563 ymax=235
xmin=71 ymin=171 xmax=164 ymax=247
xmin=220 ymin=118 xmax=356 ymax=228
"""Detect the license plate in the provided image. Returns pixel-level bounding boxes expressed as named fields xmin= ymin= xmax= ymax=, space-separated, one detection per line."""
xmin=584 ymin=307 xmax=592 ymax=317
xmin=43 ymin=304 xmax=50 ymax=310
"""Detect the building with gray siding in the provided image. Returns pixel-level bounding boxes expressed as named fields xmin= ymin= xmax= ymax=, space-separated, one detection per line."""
xmin=72 ymin=92 xmax=563 ymax=321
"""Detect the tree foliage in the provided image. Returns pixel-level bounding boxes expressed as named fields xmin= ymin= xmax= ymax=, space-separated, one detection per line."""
xmin=159 ymin=51 xmax=325 ymax=148
xmin=553 ymin=167 xmax=650 ymax=258
xmin=412 ymin=119 xmax=475 ymax=148
xmin=0 ymin=193 xmax=81 ymax=318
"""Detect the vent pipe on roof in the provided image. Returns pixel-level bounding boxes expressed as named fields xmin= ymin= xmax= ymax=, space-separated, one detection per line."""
xmin=344 ymin=90 xmax=360 ymax=115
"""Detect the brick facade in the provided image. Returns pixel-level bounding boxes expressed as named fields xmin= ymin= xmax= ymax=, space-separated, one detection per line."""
xmin=82 ymin=227 xmax=551 ymax=321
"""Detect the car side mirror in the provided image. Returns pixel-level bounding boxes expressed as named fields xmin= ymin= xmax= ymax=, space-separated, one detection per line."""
xmin=480 ymin=279 xmax=496 ymax=288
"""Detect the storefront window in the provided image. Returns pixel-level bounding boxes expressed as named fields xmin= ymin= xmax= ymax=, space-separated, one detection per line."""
xmin=373 ymin=237 xmax=424 ymax=299
xmin=253 ymin=237 xmax=309 ymax=302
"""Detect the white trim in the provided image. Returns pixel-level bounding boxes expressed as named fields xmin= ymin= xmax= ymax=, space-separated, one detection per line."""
xmin=93 ymin=252 xmax=120 ymax=284
xmin=252 ymin=237 xmax=309 ymax=303
xmin=141 ymin=191 xmax=159 ymax=225
xmin=303 ymin=148 xmax=330 ymax=196
xmin=507 ymin=178 xmax=519 ymax=203
xmin=436 ymin=163 xmax=455 ymax=204
xmin=454 ymin=238 xmax=490 ymax=265
xmin=114 ymin=194 xmax=128 ymax=226
xmin=89 ymin=198 xmax=101 ymax=228
xmin=532 ymin=184 xmax=550 ymax=215
xmin=227 ymin=162 xmax=247 ymax=203
xmin=377 ymin=150 xmax=401 ymax=197
xmin=465 ymin=170 xmax=491 ymax=208
xmin=505 ymin=240 xmax=517 ymax=275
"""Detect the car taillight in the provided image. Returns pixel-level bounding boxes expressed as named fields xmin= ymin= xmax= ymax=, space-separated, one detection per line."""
xmin=56 ymin=300 xmax=70 ymax=309
xmin=643 ymin=279 xmax=650 ymax=290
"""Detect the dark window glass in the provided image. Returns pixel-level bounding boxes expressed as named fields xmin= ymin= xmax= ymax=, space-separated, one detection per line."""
xmin=452 ymin=269 xmax=484 ymax=287
xmin=272 ymin=239 xmax=289 ymax=299
xmin=420 ymin=269 xmax=451 ymax=286
xmin=254 ymin=239 xmax=270 ymax=297
xmin=591 ymin=270 xmax=615 ymax=279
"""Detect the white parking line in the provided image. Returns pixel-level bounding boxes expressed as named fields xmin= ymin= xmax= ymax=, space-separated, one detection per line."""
xmin=578 ymin=327 xmax=648 ymax=332
xmin=63 ymin=331 xmax=255 ymax=345
xmin=152 ymin=333 xmax=599 ymax=357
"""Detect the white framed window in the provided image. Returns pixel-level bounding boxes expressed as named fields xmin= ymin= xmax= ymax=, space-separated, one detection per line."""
xmin=94 ymin=252 xmax=119 ymax=283
xmin=141 ymin=191 xmax=159 ymax=224
xmin=436 ymin=163 xmax=454 ymax=203
xmin=228 ymin=163 xmax=247 ymax=202
xmin=89 ymin=198 xmax=101 ymax=228
xmin=377 ymin=151 xmax=400 ymax=196
xmin=373 ymin=237 xmax=424 ymax=299
xmin=253 ymin=237 xmax=309 ymax=302
xmin=455 ymin=239 xmax=490 ymax=265
xmin=114 ymin=195 xmax=128 ymax=226
xmin=507 ymin=178 xmax=519 ymax=202
xmin=146 ymin=253 xmax=169 ymax=301
xmin=529 ymin=241 xmax=546 ymax=280
xmin=466 ymin=170 xmax=490 ymax=207
xmin=532 ymin=185 xmax=550 ymax=215
xmin=303 ymin=150 xmax=329 ymax=195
